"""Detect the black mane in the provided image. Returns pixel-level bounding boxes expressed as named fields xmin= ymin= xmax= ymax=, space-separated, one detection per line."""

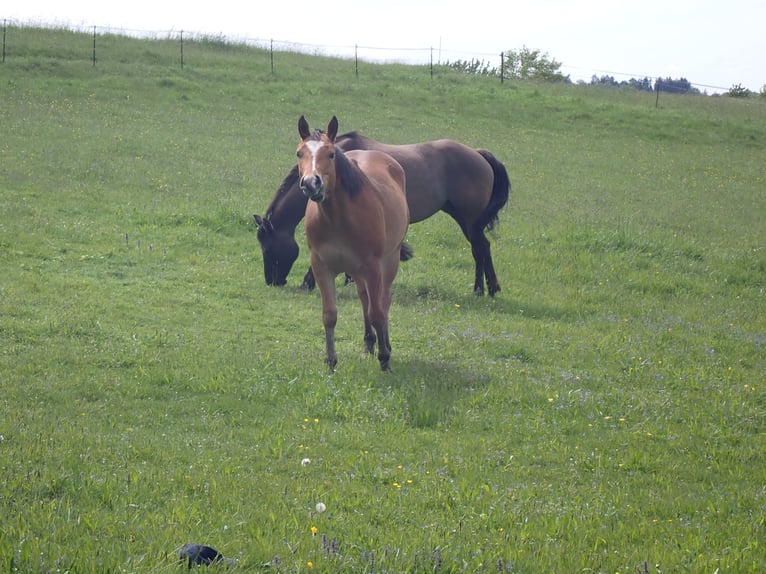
xmin=333 ymin=146 xmax=366 ymax=198
xmin=265 ymin=164 xmax=302 ymax=221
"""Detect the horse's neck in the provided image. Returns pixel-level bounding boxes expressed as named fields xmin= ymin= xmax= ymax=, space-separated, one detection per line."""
xmin=269 ymin=181 xmax=308 ymax=230
xmin=320 ymin=179 xmax=369 ymax=226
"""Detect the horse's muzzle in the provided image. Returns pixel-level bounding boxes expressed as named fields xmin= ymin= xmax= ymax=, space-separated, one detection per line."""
xmin=300 ymin=175 xmax=325 ymax=202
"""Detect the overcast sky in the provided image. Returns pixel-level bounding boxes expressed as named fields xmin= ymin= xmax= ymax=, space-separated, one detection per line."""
xmin=5 ymin=0 xmax=764 ymax=93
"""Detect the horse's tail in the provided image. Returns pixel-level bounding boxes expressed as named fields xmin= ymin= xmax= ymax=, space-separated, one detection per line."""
xmin=475 ymin=149 xmax=511 ymax=232
xmin=400 ymin=241 xmax=414 ymax=261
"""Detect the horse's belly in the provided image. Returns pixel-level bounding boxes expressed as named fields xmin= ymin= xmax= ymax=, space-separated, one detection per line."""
xmin=314 ymin=242 xmax=364 ymax=275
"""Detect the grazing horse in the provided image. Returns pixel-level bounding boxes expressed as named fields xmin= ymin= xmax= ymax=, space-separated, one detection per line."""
xmin=297 ymin=116 xmax=409 ymax=371
xmin=255 ymin=131 xmax=510 ymax=296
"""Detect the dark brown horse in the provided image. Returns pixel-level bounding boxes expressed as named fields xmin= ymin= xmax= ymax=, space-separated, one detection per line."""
xmin=255 ymin=130 xmax=510 ymax=296
xmin=297 ymin=116 xmax=409 ymax=371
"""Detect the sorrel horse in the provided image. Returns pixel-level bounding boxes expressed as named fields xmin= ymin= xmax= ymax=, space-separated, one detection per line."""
xmin=297 ymin=116 xmax=410 ymax=371
xmin=255 ymin=130 xmax=510 ymax=296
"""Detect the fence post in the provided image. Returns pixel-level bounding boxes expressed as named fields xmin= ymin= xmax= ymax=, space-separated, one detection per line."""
xmin=2 ymin=20 xmax=6 ymax=64
xmin=354 ymin=44 xmax=358 ymax=78
xmin=655 ymin=78 xmax=661 ymax=108
xmin=180 ymin=30 xmax=184 ymax=70
xmin=92 ymin=26 xmax=96 ymax=66
xmin=430 ymin=47 xmax=434 ymax=79
xmin=270 ymin=39 xmax=274 ymax=74
xmin=500 ymin=52 xmax=504 ymax=84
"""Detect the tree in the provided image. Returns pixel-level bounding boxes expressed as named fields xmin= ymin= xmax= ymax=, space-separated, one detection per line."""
xmin=654 ymin=77 xmax=697 ymax=94
xmin=591 ymin=74 xmax=619 ymax=87
xmin=628 ymin=77 xmax=654 ymax=92
xmin=727 ymin=83 xmax=751 ymax=98
xmin=446 ymin=58 xmax=496 ymax=77
xmin=446 ymin=46 xmax=569 ymax=83
xmin=502 ymin=46 xmax=568 ymax=82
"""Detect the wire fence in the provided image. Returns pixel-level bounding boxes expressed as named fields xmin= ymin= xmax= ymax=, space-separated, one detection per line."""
xmin=0 ymin=17 xmax=738 ymax=95
xmin=1 ymin=18 xmax=442 ymax=69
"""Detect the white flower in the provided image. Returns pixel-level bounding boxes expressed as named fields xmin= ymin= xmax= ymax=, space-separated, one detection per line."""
xmin=301 ymin=458 xmax=311 ymax=466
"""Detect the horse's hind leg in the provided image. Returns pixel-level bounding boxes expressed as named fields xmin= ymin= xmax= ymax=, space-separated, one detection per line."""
xmin=361 ymin=270 xmax=392 ymax=371
xmin=445 ymin=208 xmax=488 ymax=296
xmin=469 ymin=233 xmax=487 ymax=296
xmin=484 ymin=246 xmax=501 ymax=297
xmin=470 ymin=230 xmax=501 ymax=297
xmin=355 ymin=280 xmax=376 ymax=355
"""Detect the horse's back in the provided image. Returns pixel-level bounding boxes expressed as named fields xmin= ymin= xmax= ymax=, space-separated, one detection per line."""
xmin=348 ymin=148 xmax=404 ymax=184
xmin=338 ymin=134 xmax=493 ymax=223
xmin=346 ymin=149 xmax=409 ymax=228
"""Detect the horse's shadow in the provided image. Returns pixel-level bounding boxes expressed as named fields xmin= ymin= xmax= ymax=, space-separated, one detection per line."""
xmin=381 ymin=357 xmax=490 ymax=429
xmin=392 ymin=281 xmax=579 ymax=322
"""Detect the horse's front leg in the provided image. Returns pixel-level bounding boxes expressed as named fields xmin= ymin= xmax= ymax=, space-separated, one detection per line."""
xmin=312 ymin=262 xmax=338 ymax=370
xmin=300 ymin=266 xmax=316 ymax=291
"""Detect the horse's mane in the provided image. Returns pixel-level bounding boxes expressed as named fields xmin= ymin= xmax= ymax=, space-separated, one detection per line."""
xmin=265 ymin=164 xmax=301 ymax=220
xmin=332 ymin=149 xmax=364 ymax=198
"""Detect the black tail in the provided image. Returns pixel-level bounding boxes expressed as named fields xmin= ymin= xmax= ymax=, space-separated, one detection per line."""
xmin=400 ymin=241 xmax=414 ymax=262
xmin=475 ymin=149 xmax=510 ymax=232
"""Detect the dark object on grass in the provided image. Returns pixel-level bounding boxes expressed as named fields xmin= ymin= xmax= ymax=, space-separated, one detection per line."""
xmin=178 ymin=544 xmax=236 ymax=568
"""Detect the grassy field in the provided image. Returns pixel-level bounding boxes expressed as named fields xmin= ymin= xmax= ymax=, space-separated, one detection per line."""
xmin=1 ymin=27 xmax=764 ymax=573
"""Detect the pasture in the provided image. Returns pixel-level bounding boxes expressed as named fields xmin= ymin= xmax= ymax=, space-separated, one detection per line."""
xmin=1 ymin=27 xmax=764 ymax=572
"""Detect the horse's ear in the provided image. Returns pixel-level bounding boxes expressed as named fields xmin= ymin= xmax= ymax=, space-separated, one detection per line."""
xmin=254 ymin=214 xmax=273 ymax=232
xmin=327 ymin=116 xmax=339 ymax=142
xmin=298 ymin=116 xmax=311 ymax=140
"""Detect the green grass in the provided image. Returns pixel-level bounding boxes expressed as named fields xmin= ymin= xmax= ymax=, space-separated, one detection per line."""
xmin=1 ymin=26 xmax=765 ymax=573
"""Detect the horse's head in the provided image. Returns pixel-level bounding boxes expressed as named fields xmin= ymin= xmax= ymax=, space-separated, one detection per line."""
xmin=253 ymin=213 xmax=299 ymax=286
xmin=297 ymin=116 xmax=339 ymax=204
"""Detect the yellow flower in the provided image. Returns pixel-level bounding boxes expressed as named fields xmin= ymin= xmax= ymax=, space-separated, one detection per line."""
xmin=307 ymin=561 xmax=314 ymax=568
xmin=310 ymin=526 xmax=318 ymax=536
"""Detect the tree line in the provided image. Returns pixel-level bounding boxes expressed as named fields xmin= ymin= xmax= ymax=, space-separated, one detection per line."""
xmin=447 ymin=47 xmax=761 ymax=98
xmin=590 ymin=75 xmax=696 ymax=94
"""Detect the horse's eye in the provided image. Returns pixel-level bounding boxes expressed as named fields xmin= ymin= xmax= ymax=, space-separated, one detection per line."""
xmin=329 ymin=152 xmax=335 ymax=160
xmin=296 ymin=150 xmax=302 ymax=159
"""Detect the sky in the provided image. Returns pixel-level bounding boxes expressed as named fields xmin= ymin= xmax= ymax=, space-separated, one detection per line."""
xmin=5 ymin=0 xmax=765 ymax=93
